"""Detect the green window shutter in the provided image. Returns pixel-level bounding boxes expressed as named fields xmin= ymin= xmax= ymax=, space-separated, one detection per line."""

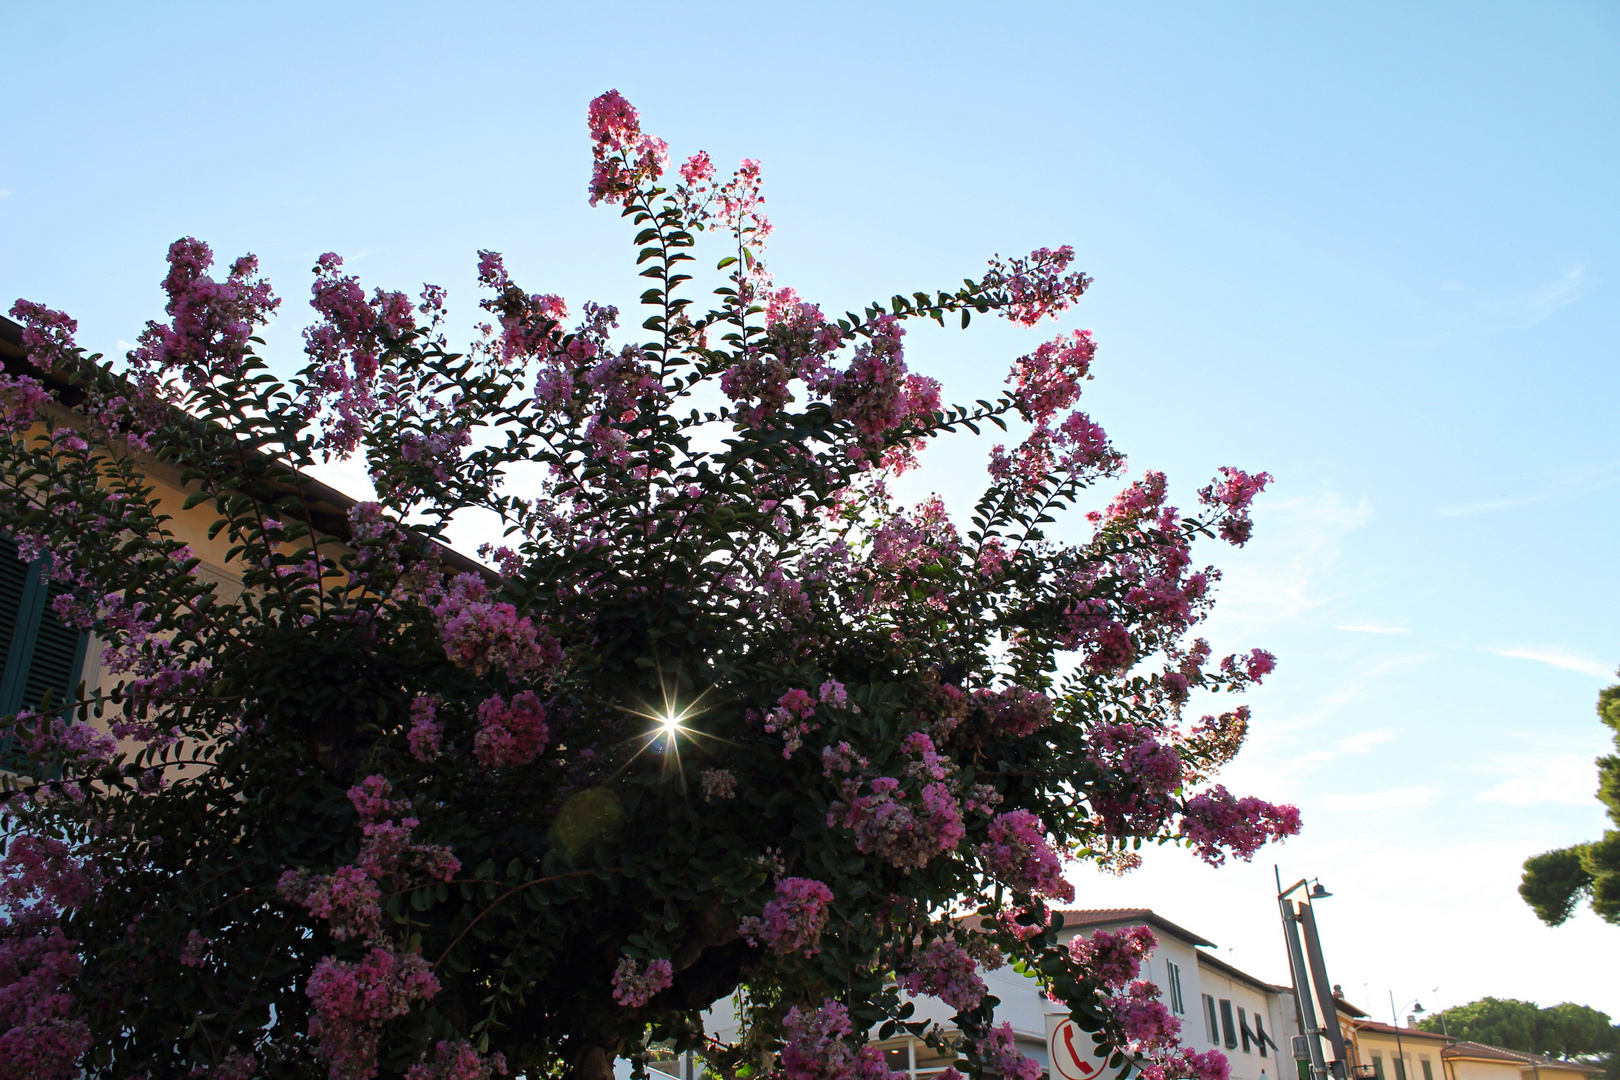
xmin=21 ymin=579 xmax=88 ymax=712
xmin=1220 ymin=1000 xmax=1238 ymax=1050
xmin=0 ymin=540 xmax=89 ymax=717
xmin=0 ymin=538 xmax=31 ymax=674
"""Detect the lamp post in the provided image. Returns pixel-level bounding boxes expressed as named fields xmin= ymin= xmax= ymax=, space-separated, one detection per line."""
xmin=1276 ymin=868 xmax=1347 ymax=1080
xmin=1390 ymin=997 xmax=1424 ymax=1080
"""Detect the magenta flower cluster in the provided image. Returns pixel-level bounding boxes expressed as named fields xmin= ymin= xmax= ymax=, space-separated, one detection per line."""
xmin=739 ymin=877 xmax=834 ymax=957
xmin=1179 ymin=785 xmax=1302 ymax=865
xmin=609 ymin=956 xmax=674 ymax=1008
xmin=431 ymin=573 xmax=562 ymax=678
xmin=976 ymin=1022 xmax=1043 ymax=1080
xmin=896 ymin=937 xmax=986 ymax=1012
xmin=474 ymin=691 xmax=549 ymax=769
xmin=779 ymin=1000 xmax=905 ymax=1080
xmin=980 ymin=809 xmax=1074 ymax=902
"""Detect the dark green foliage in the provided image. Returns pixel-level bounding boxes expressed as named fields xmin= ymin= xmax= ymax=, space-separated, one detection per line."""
xmin=1520 ymin=680 xmax=1620 ymax=926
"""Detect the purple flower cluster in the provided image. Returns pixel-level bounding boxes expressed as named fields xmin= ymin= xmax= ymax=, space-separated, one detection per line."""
xmin=129 ymin=237 xmax=281 ymax=388
xmin=1179 ymin=786 xmax=1301 ymax=866
xmin=405 ymin=1040 xmax=508 ymax=1080
xmin=896 ymin=937 xmax=986 ymax=1012
xmin=740 ymin=877 xmax=834 ymax=956
xmin=976 ymin=1023 xmax=1042 ymax=1080
xmin=779 ymin=1000 xmax=905 ymax=1080
xmin=431 ymin=574 xmax=562 ymax=679
xmin=1069 ymin=925 xmax=1157 ymax=989
xmin=301 ymin=252 xmax=419 ymax=454
xmin=980 ymin=810 xmax=1074 ymax=901
xmin=306 ymin=946 xmax=440 ymax=1080
xmin=473 ymin=691 xmax=549 ymax=769
xmin=609 ymin=956 xmax=673 ymax=1008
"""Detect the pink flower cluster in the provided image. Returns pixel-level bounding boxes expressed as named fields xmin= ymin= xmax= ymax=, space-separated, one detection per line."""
xmin=474 ymin=691 xmax=549 ymax=769
xmin=1198 ymin=467 xmax=1272 ymax=546
xmin=1069 ymin=925 xmax=1157 ymax=990
xmin=7 ymin=299 xmax=79 ymax=372
xmin=779 ymin=1000 xmax=904 ymax=1080
xmin=980 ymin=810 xmax=1074 ymax=901
xmin=431 ymin=573 xmax=562 ymax=678
xmin=974 ymin=686 xmax=1054 ymax=738
xmin=896 ymin=937 xmax=986 ymax=1012
xmin=976 ymin=1023 xmax=1042 ymax=1080
xmin=0 ymin=924 xmax=90 ymax=1080
xmin=1087 ymin=722 xmax=1186 ymax=838
xmin=832 ymin=774 xmax=964 ymax=873
xmin=824 ymin=315 xmax=940 ymax=460
xmin=301 ymin=252 xmax=419 ymax=454
xmin=0 ymin=371 xmax=50 ymax=436
xmin=740 ymin=877 xmax=834 ymax=957
xmin=279 ymin=777 xmax=460 ymax=944
xmin=404 ymin=1040 xmax=507 ymax=1080
xmin=475 ymin=250 xmax=570 ymax=365
xmin=762 ymin=685 xmax=839 ymax=757
xmin=306 ymin=945 xmax=440 ymax=1080
xmin=1113 ymin=979 xmax=1180 ymax=1051
xmin=128 ymin=237 xmax=281 ymax=388
xmin=587 ymin=90 xmax=669 ymax=207
xmin=1179 ymin=786 xmax=1301 ymax=866
xmin=1009 ymin=329 xmax=1096 ymax=424
xmin=609 ymin=956 xmax=673 ymax=1008
xmin=408 ymin=695 xmax=442 ymax=762
xmin=985 ymin=245 xmax=1092 ymax=327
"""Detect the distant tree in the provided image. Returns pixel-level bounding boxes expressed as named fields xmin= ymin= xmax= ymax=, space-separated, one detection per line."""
xmin=1520 ymin=678 xmax=1620 ymax=926
xmin=1419 ymin=998 xmax=1618 ymax=1062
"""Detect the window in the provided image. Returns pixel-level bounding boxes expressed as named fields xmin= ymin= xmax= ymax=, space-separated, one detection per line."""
xmin=1255 ymin=1013 xmax=1270 ymax=1058
xmin=1421 ymin=1059 xmax=1433 ymax=1080
xmin=1372 ymin=1054 xmax=1385 ymax=1080
xmin=1239 ymin=1008 xmax=1253 ymax=1053
xmin=0 ymin=540 xmax=88 ymax=735
xmin=1220 ymin=999 xmax=1238 ymax=1050
xmin=1394 ymin=1058 xmax=1408 ymax=1080
xmin=1167 ymin=961 xmax=1185 ymax=1015
xmin=1204 ymin=995 xmax=1220 ymax=1045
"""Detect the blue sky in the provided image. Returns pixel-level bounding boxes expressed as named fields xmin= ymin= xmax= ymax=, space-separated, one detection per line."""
xmin=3 ymin=1 xmax=1617 ymax=1018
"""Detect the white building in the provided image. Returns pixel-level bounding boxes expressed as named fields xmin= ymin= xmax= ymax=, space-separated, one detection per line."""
xmin=649 ymin=906 xmax=1303 ymax=1080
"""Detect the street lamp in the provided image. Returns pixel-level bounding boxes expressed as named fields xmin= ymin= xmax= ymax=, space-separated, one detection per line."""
xmin=1390 ymin=997 xmax=1424 ymax=1080
xmin=1276 ymin=869 xmax=1349 ymax=1080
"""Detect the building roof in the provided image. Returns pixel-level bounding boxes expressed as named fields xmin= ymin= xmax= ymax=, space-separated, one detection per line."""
xmin=1055 ymin=908 xmax=1218 ymax=949
xmin=0 ymin=313 xmax=489 ymax=580
xmin=1195 ymin=947 xmax=1291 ymax=995
xmin=1334 ymin=996 xmax=1370 ymax=1019
xmin=1441 ymin=1042 xmax=1606 ymax=1074
xmin=1350 ymin=1020 xmax=1455 ymax=1043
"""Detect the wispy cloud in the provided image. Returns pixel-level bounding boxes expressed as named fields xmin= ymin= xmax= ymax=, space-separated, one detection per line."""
xmin=1484 ymin=647 xmax=1614 ymax=680
xmin=1336 ymin=623 xmax=1410 ymax=635
xmin=1317 ymin=786 xmax=1436 ymax=812
xmin=1525 ymin=264 xmax=1588 ymax=322
xmin=1479 ymin=754 xmax=1599 ymax=806
xmin=1438 ymin=461 xmax=1620 ymax=517
xmin=1209 ymin=493 xmax=1373 ymax=631
xmin=0 ymin=189 xmax=10 ymax=200
xmin=1339 ymin=729 xmax=1395 ymax=754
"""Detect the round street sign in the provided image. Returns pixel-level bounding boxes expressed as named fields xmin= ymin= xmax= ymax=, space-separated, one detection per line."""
xmin=1048 ymin=1017 xmax=1116 ymax=1080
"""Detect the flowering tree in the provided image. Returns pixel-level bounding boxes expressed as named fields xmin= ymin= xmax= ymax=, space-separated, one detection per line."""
xmin=0 ymin=91 xmax=1296 ymax=1080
